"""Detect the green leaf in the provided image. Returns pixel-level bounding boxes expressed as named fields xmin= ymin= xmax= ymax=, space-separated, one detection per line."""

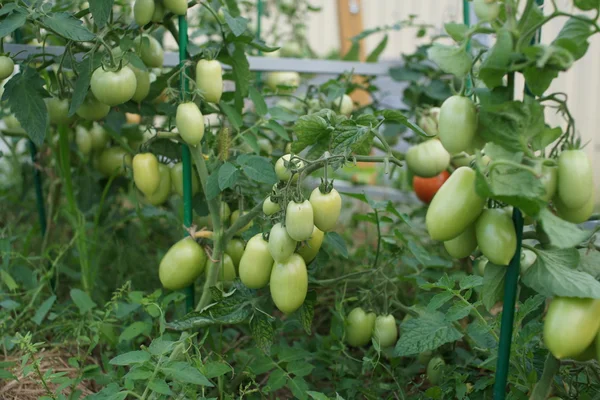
xmin=265 ymin=120 xmax=289 ymax=140
xmin=203 ymin=361 xmax=233 ymax=379
xmin=205 ymin=168 xmax=221 ymax=200
xmin=466 ymin=319 xmax=497 ymax=349
xmin=31 ymin=295 xmax=56 ymax=325
xmin=389 ymin=66 xmax=424 ymax=82
xmin=393 ymin=312 xmax=463 ymax=356
xmin=109 ymin=350 xmax=150 ymax=366
xmin=292 ymin=111 xmax=333 ymax=153
xmin=445 ymin=302 xmax=472 ymax=322
xmin=522 ymin=247 xmax=600 ymax=298
xmin=0 ymin=270 xmax=18 ymax=291
xmin=289 ymin=376 xmax=309 ymax=400
xmin=119 ymin=321 xmax=152 ymax=342
xmin=427 ymin=43 xmax=472 ymax=78
xmin=426 ymin=292 xmax=454 ymax=312
xmin=249 ymin=312 xmax=274 ymax=353
xmin=475 ymin=166 xmax=546 ymax=217
xmin=445 ymin=22 xmax=469 ymax=42
xmin=0 ymin=300 xmax=19 ymax=310
xmin=148 ymin=338 xmax=175 ymax=356
xmin=307 ymin=392 xmax=330 ymax=400
xmin=552 ymin=17 xmax=593 ymax=60
xmin=484 ymin=142 xmax=523 ymax=162
xmin=237 ymin=154 xmax=277 ymax=184
xmin=366 ymin=34 xmax=388 ymax=62
xmin=478 ymin=98 xmax=546 ymax=152
xmin=378 ymin=109 xmax=430 ymax=138
xmin=343 ymin=41 xmax=361 ymax=61
xmin=287 ymin=361 xmax=315 ymax=377
xmin=0 ymin=10 xmax=26 ymax=37
xmin=474 ymin=87 xmax=511 ymax=107
xmin=70 ymin=288 xmax=96 ymax=314
xmin=530 ymin=126 xmax=562 ymax=151
xmin=482 ymin=263 xmax=506 ymax=311
xmin=266 ymin=369 xmax=287 ymax=392
xmin=573 ymin=0 xmax=600 ymax=11
xmin=222 ymin=8 xmax=248 ymax=37
xmin=408 ymin=241 xmax=453 ymax=268
xmin=270 ymin=106 xmax=300 ymax=122
xmin=297 ymin=290 xmax=316 ymax=335
xmin=148 ymin=379 xmax=172 ymax=396
xmin=459 ymin=275 xmax=483 ymax=290
xmin=69 ymin=56 xmax=101 ymax=117
xmin=219 ymin=101 xmax=243 ymax=129
xmin=249 ymin=87 xmax=268 ymax=116
xmin=89 ymin=0 xmax=114 ymax=28
xmin=161 ymin=361 xmax=214 ymax=386
xmin=218 ymin=162 xmax=240 ymax=190
xmin=41 ymin=13 xmax=95 ymax=42
xmin=523 ymin=65 xmax=559 ymax=97
xmin=323 ymin=232 xmax=348 ymax=259
xmin=479 ymin=29 xmax=513 ymax=89
xmin=578 ymin=249 xmax=600 ymax=279
xmin=538 ymin=208 xmax=592 ymax=249
xmin=331 ymin=124 xmax=373 ymax=156
xmin=1 ymin=67 xmax=50 ymax=146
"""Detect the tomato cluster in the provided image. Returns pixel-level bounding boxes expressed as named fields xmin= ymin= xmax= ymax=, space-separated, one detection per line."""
xmin=345 ymin=308 xmax=399 ymax=348
xmin=409 ymin=96 xmax=595 ymax=267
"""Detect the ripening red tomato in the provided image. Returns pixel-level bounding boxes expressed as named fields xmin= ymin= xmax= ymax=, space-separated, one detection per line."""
xmin=413 ymin=170 xmax=450 ymax=204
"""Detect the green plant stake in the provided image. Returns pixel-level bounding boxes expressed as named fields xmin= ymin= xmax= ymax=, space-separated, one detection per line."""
xmin=463 ymin=0 xmax=472 ymax=92
xmin=494 ymin=2 xmax=543 ymax=398
xmin=256 ymin=0 xmax=264 ymax=84
xmin=179 ymin=14 xmax=194 ymax=312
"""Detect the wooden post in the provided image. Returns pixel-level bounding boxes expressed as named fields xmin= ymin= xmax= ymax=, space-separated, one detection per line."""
xmin=336 ymin=0 xmax=371 ymax=106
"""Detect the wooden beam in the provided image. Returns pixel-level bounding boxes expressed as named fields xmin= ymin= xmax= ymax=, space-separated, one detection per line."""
xmin=336 ymin=0 xmax=371 ymax=106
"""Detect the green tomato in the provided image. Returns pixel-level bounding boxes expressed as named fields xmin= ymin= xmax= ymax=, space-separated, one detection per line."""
xmin=451 ymin=152 xmax=475 ymax=168
xmin=176 ymin=102 xmax=205 ymax=146
xmin=475 ymin=209 xmax=517 ymax=266
xmin=89 ymin=122 xmax=109 ymax=150
xmin=163 ymin=0 xmax=187 ymax=15
xmin=159 ymin=237 xmax=206 ymax=290
xmin=75 ymin=126 xmax=92 ymax=156
xmin=443 ymin=223 xmax=477 ymax=259
xmin=554 ymin=189 xmax=595 ymax=224
xmin=405 ymin=139 xmax=450 ymax=178
xmin=219 ymin=201 xmax=231 ymax=223
xmin=226 ymin=238 xmax=245 ymax=268
xmin=297 ymin=226 xmax=324 ymax=264
xmin=333 ymin=94 xmax=353 ymax=116
xmin=263 ymin=196 xmax=281 ymax=216
xmin=0 ymin=56 xmax=14 ymax=80
xmin=438 ymin=95 xmax=477 ymax=154
xmin=268 ymin=222 xmax=297 ymax=262
xmin=135 ymin=35 xmax=164 ymax=68
xmin=475 ymin=257 xmax=488 ymax=276
xmin=152 ymin=0 xmax=165 ymax=21
xmin=275 ymin=154 xmax=305 ymax=182
xmin=265 ymin=71 xmax=300 ymax=93
xmin=285 ymin=200 xmax=315 ymax=241
xmin=96 ymin=147 xmax=132 ymax=177
xmin=195 ymin=60 xmax=223 ymax=103
xmin=540 ymin=163 xmax=558 ymax=202
xmin=426 ymin=167 xmax=486 ymax=241
xmin=270 ymin=253 xmax=308 ymax=314
xmin=169 ymin=162 xmax=200 ymax=197
xmin=520 ymin=249 xmax=537 ymax=275
xmin=4 ymin=115 xmax=23 ymax=131
xmin=373 ymin=315 xmax=398 ymax=348
xmin=257 ymin=138 xmax=273 ymax=155
xmin=309 ymin=187 xmax=341 ymax=232
xmin=417 ymin=107 xmax=440 ymax=136
xmin=146 ymin=164 xmax=172 ymax=206
xmin=76 ymin=94 xmax=111 ymax=121
xmin=417 ymin=350 xmax=433 ymax=365
xmin=46 ymin=97 xmax=73 ymax=125
xmin=134 ymin=0 xmax=155 ymax=26
xmin=473 ymin=0 xmax=501 ymax=21
xmin=91 ymin=66 xmax=137 ymax=106
xmin=544 ymin=297 xmax=600 ymax=359
xmin=239 ymin=234 xmax=273 ymax=289
xmin=427 ymin=356 xmax=446 ymax=385
xmin=131 ymin=66 xmax=151 ymax=103
xmin=345 ymin=307 xmax=376 ymax=347
xmin=214 ymin=253 xmax=236 ymax=282
xmin=557 ymin=149 xmax=593 ymax=209
xmin=133 ymin=153 xmax=161 ymax=196
xmin=231 ymin=210 xmax=253 ymax=234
